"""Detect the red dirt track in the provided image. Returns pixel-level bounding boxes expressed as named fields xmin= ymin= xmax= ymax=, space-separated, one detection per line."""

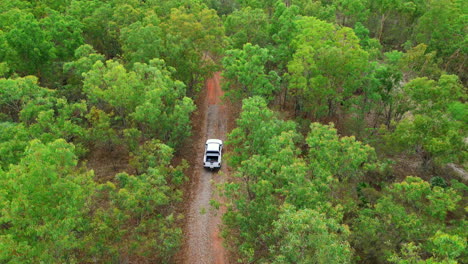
xmin=182 ymin=72 xmax=229 ymax=264
xmin=207 ymin=73 xmax=223 ymax=105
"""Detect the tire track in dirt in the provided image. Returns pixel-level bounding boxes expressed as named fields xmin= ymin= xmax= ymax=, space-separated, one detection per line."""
xmin=183 ymin=72 xmax=229 ymax=264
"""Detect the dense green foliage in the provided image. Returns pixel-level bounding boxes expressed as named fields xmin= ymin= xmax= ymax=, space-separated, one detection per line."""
xmin=0 ymin=139 xmax=94 ymax=262
xmin=218 ymin=1 xmax=466 ymax=264
xmin=0 ymin=0 xmax=216 ymax=262
xmin=0 ymin=0 xmax=466 ymax=263
xmin=224 ymin=97 xmax=374 ymax=263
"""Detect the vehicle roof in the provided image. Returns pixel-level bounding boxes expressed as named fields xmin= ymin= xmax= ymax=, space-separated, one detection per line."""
xmin=206 ymin=139 xmax=222 ymax=145
xmin=207 ymin=143 xmax=220 ymax=152
xmin=206 ymin=139 xmax=222 ymax=152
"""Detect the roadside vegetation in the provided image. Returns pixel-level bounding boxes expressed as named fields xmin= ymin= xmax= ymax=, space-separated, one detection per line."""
xmin=0 ymin=0 xmax=466 ymax=263
xmin=0 ymin=0 xmax=223 ymax=262
xmin=219 ymin=1 xmax=467 ymax=263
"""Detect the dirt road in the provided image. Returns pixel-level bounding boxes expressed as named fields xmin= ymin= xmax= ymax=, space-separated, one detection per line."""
xmin=183 ymin=72 xmax=229 ymax=264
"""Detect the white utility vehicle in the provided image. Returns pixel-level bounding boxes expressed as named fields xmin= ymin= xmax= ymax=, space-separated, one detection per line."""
xmin=203 ymin=139 xmax=223 ymax=170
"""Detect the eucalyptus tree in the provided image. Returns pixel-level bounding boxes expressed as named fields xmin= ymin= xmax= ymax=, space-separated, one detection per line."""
xmin=222 ymin=43 xmax=280 ymax=101
xmin=161 ymin=3 xmax=225 ymax=93
xmin=0 ymin=139 xmax=96 ymax=263
xmin=288 ymin=16 xmax=369 ymax=119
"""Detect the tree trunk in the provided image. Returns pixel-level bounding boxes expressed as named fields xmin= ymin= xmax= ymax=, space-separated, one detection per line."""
xmin=282 ymin=85 xmax=288 ymax=110
xmin=386 ymin=103 xmax=393 ymax=129
xmin=378 ymin=13 xmax=387 ymax=41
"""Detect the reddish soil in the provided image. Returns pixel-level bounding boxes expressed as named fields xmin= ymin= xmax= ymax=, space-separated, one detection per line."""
xmin=207 ymin=73 xmax=223 ymax=105
xmin=179 ymin=72 xmax=230 ymax=264
xmin=85 ymin=145 xmax=134 ymax=183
